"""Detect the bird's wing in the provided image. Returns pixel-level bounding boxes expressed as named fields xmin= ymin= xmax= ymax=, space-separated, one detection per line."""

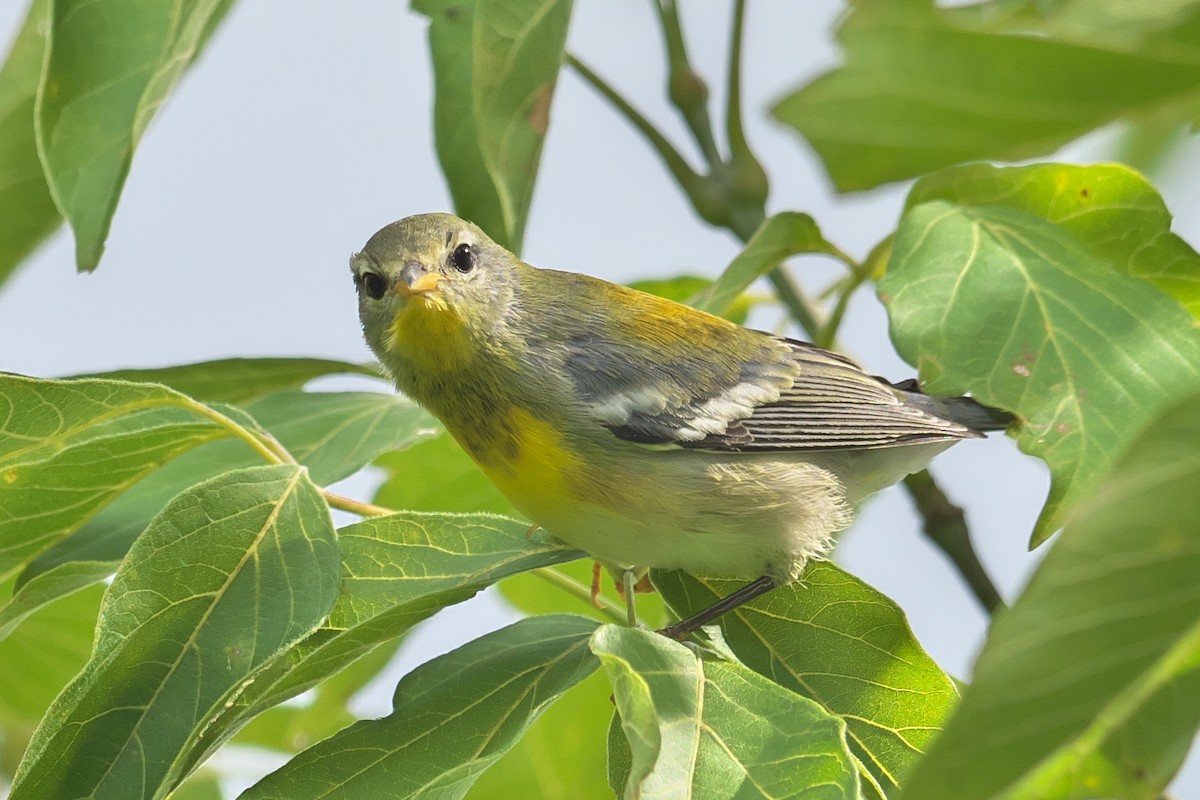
xmin=567 ymin=334 xmax=977 ymax=452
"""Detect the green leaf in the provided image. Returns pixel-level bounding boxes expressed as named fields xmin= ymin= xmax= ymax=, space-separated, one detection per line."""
xmin=592 ymin=625 xmax=860 ymax=800
xmin=0 ymin=559 xmax=114 ymax=640
xmin=21 ymin=389 xmax=437 ymax=585
xmin=35 ymin=0 xmax=234 ymax=269
xmin=74 ymin=357 xmax=383 ymax=404
xmin=233 ymin=638 xmax=404 ymax=755
xmin=905 ymin=162 xmax=1200 ymax=317
xmin=373 ymin=430 xmax=512 ymax=515
xmin=654 ymin=563 xmax=959 ymax=800
xmin=9 ymin=464 xmax=340 ymax=800
xmin=880 ymin=200 xmax=1200 ymax=542
xmin=466 ymin=669 xmax=613 ymax=800
xmin=900 ymin=391 xmax=1200 ymax=800
xmin=0 ymin=0 xmax=60 ymax=286
xmin=415 ymin=0 xmax=574 ymax=252
xmin=215 ymin=513 xmax=585 ymax=741
xmin=772 ymin=0 xmax=1200 ymax=191
xmin=690 ymin=211 xmax=839 ymax=317
xmin=0 ymin=581 xmax=101 ymax=727
xmin=0 ymin=375 xmax=230 ymax=581
xmin=240 ymin=614 xmax=600 ymax=800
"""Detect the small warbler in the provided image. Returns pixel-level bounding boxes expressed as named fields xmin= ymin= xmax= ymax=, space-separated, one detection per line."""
xmin=351 ymin=213 xmax=1010 ymax=637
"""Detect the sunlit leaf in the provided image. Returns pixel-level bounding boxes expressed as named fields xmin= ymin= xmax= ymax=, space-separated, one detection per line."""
xmin=241 ymin=615 xmax=599 ymax=800
xmin=880 ymin=198 xmax=1200 ymax=541
xmin=0 ymin=375 xmax=229 ymax=580
xmin=901 ymin=391 xmax=1200 ymax=800
xmin=905 ymin=162 xmax=1200 ymax=317
xmin=21 ymin=389 xmax=437 ymax=585
xmin=0 ymin=560 xmax=114 ymax=640
xmin=773 ymin=0 xmax=1200 ymax=191
xmin=654 ymin=564 xmax=959 ymax=800
xmin=593 ymin=625 xmax=860 ymax=800
xmin=691 ymin=211 xmax=838 ymax=317
xmin=0 ymin=0 xmax=59 ymax=286
xmin=415 ymin=0 xmax=574 ymax=252
xmin=75 ymin=357 xmax=382 ymax=404
xmin=9 ymin=464 xmax=340 ymax=800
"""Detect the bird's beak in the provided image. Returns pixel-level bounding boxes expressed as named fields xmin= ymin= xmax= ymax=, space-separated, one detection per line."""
xmin=392 ymin=262 xmax=443 ymax=297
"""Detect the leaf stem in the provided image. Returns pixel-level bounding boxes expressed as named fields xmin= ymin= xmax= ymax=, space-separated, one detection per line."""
xmin=725 ymin=0 xmax=749 ymax=158
xmin=180 ymin=399 xmax=293 ymax=466
xmin=903 ymin=471 xmax=1004 ymax=615
xmin=322 ymin=491 xmax=394 ymax=518
xmin=566 ymin=54 xmax=702 ymax=195
xmin=532 ymin=566 xmax=633 ymax=627
xmin=651 ymin=0 xmax=722 ymax=166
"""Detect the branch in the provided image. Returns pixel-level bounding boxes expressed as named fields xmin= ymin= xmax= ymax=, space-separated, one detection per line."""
xmin=903 ymin=470 xmax=1004 ymax=615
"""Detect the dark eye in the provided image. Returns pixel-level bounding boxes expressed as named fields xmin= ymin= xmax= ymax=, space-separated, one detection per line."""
xmin=360 ymin=272 xmax=387 ymax=300
xmin=450 ymin=243 xmax=476 ymax=273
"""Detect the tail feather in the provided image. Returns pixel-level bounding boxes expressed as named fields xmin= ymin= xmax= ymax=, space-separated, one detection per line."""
xmin=889 ymin=378 xmax=1014 ymax=433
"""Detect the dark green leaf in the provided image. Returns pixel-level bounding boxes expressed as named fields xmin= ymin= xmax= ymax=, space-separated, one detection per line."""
xmin=0 ymin=375 xmax=229 ymax=581
xmin=74 ymin=357 xmax=382 ymax=404
xmin=9 ymin=464 xmax=340 ymax=800
xmin=654 ymin=564 xmax=958 ymax=800
xmin=0 ymin=0 xmax=59 ymax=286
xmin=36 ymin=0 xmax=234 ymax=269
xmin=592 ymin=624 xmax=860 ymax=800
xmin=900 ymin=391 xmax=1200 ymax=800
xmin=880 ymin=200 xmax=1200 ymax=541
xmin=905 ymin=162 xmax=1200 ymax=317
xmin=415 ymin=0 xmax=574 ymax=252
xmin=241 ymin=615 xmax=600 ymax=800
xmin=691 ymin=211 xmax=838 ymax=316
xmin=773 ymin=1 xmax=1200 ymax=191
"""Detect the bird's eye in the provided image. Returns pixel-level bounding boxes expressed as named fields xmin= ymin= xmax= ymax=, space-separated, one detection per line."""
xmin=450 ymin=243 xmax=476 ymax=273
xmin=360 ymin=272 xmax=388 ymax=300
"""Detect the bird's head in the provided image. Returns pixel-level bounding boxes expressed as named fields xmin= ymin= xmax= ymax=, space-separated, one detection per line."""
xmin=351 ymin=213 xmax=520 ymax=376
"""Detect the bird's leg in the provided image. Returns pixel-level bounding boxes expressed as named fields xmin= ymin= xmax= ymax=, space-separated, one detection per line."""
xmin=657 ymin=575 xmax=776 ymax=640
xmin=589 ymin=561 xmax=604 ymax=608
xmin=617 ymin=566 xmax=649 ymax=626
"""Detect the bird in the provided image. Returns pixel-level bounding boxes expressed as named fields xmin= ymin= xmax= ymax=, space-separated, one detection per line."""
xmin=350 ymin=212 xmax=1011 ymax=638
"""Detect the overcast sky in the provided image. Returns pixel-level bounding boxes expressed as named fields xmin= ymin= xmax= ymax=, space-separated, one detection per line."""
xmin=3 ymin=0 xmax=1199 ymax=793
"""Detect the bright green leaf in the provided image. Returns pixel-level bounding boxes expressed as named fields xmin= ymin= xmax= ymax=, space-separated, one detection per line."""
xmin=900 ymin=391 xmax=1200 ymax=800
xmin=466 ymin=669 xmax=613 ymax=800
xmin=906 ymin=162 xmax=1200 ymax=317
xmin=74 ymin=357 xmax=383 ymax=404
xmin=773 ymin=0 xmax=1200 ymax=191
xmin=20 ymin=389 xmax=437 ymax=585
xmin=654 ymin=563 xmax=959 ymax=800
xmin=501 ymin=558 xmax=666 ymax=627
xmin=0 ymin=559 xmax=114 ymax=640
xmin=0 ymin=375 xmax=231 ymax=581
xmin=35 ymin=0 xmax=234 ymax=269
xmin=9 ymin=464 xmax=340 ymax=800
xmin=880 ymin=200 xmax=1200 ymax=542
xmin=415 ymin=0 xmax=574 ymax=252
xmin=241 ymin=614 xmax=600 ymax=800
xmin=592 ymin=625 xmax=860 ymax=800
xmin=0 ymin=581 xmax=101 ymax=727
xmin=373 ymin=430 xmax=510 ymax=515
xmin=218 ymin=513 xmax=585 ymax=738
xmin=691 ymin=211 xmax=839 ymax=317
xmin=0 ymin=0 xmax=59 ymax=286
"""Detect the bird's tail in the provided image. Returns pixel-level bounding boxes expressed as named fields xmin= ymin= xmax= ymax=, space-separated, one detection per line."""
xmin=889 ymin=378 xmax=1014 ymax=433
